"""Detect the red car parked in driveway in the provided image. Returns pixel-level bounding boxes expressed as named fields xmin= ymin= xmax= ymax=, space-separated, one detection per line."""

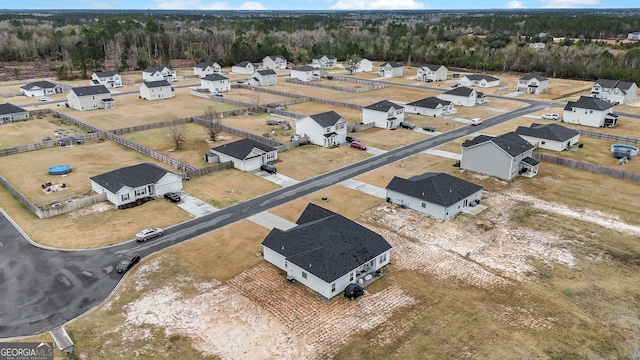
xmin=350 ymin=141 xmax=367 ymax=150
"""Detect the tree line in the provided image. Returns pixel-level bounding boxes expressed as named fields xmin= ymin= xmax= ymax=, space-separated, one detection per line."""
xmin=1 ymin=10 xmax=639 ymax=83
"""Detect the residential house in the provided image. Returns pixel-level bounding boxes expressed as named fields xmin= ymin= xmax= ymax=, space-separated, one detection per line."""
xmin=361 ymin=100 xmax=405 ymax=129
xmin=20 ymin=81 xmax=63 ymax=98
xmin=261 ymin=203 xmax=392 ymax=299
xmin=385 ymin=172 xmax=483 ymax=221
xmin=193 ymin=62 xmax=221 ymax=77
xmin=232 ymin=61 xmax=258 ymax=75
xmin=290 ymin=66 xmax=320 ymax=82
xmin=90 ymin=71 xmax=123 ymax=88
xmin=516 ymin=74 xmax=550 ymax=94
xmin=262 ymin=55 xmax=288 ymax=70
xmin=295 ymin=111 xmax=347 ymax=147
xmin=0 ymin=103 xmax=30 ymax=125
xmin=248 ymin=69 xmax=278 ymax=86
xmin=416 ymin=64 xmax=447 ymax=82
xmin=354 ymin=58 xmax=373 ymax=72
xmin=590 ymin=79 xmax=638 ymax=105
xmin=528 ymin=42 xmax=546 ymax=49
xmin=89 ymin=163 xmax=183 ymax=208
xmin=461 ymin=132 xmax=540 ymax=180
xmin=438 ymin=86 xmax=485 ymax=107
xmin=628 ymin=32 xmax=640 ymax=40
xmin=378 ymin=61 xmax=404 ymax=78
xmin=311 ymin=54 xmax=337 ymax=69
xmin=515 ymin=123 xmax=580 ymax=152
xmin=205 ymin=138 xmax=278 ymax=171
xmin=142 ymin=66 xmax=176 ymax=83
xmin=405 ymin=97 xmax=454 ymax=117
xmin=139 ymin=80 xmax=175 ymax=101
xmin=563 ymin=95 xmax=618 ymax=127
xmin=66 ymin=85 xmax=115 ymax=111
xmin=459 ymin=74 xmax=500 ymax=88
xmin=200 ymin=74 xmax=231 ymax=93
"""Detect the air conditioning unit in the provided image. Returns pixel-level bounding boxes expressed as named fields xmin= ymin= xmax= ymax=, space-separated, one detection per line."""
xmin=364 ymin=274 xmax=373 ymax=281
xmin=358 ymin=278 xmax=364 ymax=285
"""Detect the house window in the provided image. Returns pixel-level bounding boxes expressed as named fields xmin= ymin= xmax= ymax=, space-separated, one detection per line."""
xmin=284 ymin=260 xmax=287 ymax=268
xmin=350 ymin=272 xmax=354 ymax=281
xmin=302 ymin=271 xmax=307 ymax=279
xmin=325 ymin=127 xmax=331 ymax=133
xmin=379 ymin=252 xmax=387 ymax=264
xmin=121 ymin=193 xmax=130 ymax=202
xmin=336 ymin=123 xmax=345 ymax=130
xmin=332 ymin=283 xmax=336 ymax=293
xmin=421 ymin=202 xmax=426 ymax=208
xmin=134 ymin=188 xmax=146 ymax=196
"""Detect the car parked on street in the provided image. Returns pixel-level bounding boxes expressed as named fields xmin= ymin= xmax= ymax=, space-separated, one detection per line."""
xmin=164 ymin=192 xmax=181 ymax=203
xmin=471 ymin=118 xmax=483 ymax=126
xmin=116 ymin=254 xmax=141 ymax=273
xmin=541 ymin=113 xmax=561 ymax=120
xmin=400 ymin=121 xmax=415 ymax=130
xmin=135 ymin=228 xmax=164 ymax=242
xmin=260 ymin=163 xmax=277 ymax=174
xmin=39 ymin=97 xmax=47 ymax=102
xmin=350 ymin=141 xmax=367 ymax=150
xmin=422 ymin=125 xmax=436 ymax=132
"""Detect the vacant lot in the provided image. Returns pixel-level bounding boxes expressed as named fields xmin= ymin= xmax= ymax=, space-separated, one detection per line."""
xmin=0 ymin=114 xmax=85 ymax=147
xmin=276 ymin=144 xmax=372 ymax=181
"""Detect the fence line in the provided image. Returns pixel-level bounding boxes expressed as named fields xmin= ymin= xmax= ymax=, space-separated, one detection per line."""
xmin=0 ymin=91 xmax=23 ymax=97
xmin=347 ymin=122 xmax=376 ymax=132
xmin=305 ymin=95 xmax=362 ymax=110
xmin=533 ymin=153 xmax=640 ymax=182
xmin=577 ymin=129 xmax=640 ymax=145
xmin=285 ymin=78 xmax=384 ymax=93
xmin=332 ymin=75 xmax=388 ymax=88
xmin=0 ymin=175 xmax=40 ymax=215
xmin=191 ymin=116 xmax=285 ymax=147
xmin=235 ymin=84 xmax=309 ymax=99
xmin=110 ymin=117 xmax=192 ymax=135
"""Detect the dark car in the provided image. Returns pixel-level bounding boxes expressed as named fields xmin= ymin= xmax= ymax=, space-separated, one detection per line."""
xmin=116 ymin=254 xmax=141 ymax=273
xmin=261 ymin=164 xmax=277 ymax=174
xmin=422 ymin=125 xmax=436 ymax=132
xmin=266 ymin=119 xmax=282 ymax=126
xmin=42 ymin=136 xmax=52 ymax=142
xmin=400 ymin=121 xmax=415 ymax=130
xmin=345 ymin=136 xmax=358 ymax=143
xmin=344 ymin=283 xmax=365 ymax=300
xmin=350 ymin=141 xmax=367 ymax=150
xmin=75 ymin=137 xmax=84 ymax=144
xmin=164 ymin=192 xmax=181 ymax=203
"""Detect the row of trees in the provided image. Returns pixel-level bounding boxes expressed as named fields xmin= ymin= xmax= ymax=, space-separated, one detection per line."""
xmin=1 ymin=10 xmax=640 ymax=83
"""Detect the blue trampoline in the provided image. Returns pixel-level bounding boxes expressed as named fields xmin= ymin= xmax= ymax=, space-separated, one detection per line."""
xmin=48 ymin=165 xmax=73 ymax=175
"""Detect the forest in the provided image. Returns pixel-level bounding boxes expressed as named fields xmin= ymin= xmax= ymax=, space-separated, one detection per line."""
xmin=1 ymin=9 xmax=640 ymax=82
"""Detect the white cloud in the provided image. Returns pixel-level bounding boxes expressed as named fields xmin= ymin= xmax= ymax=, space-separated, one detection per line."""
xmin=507 ymin=0 xmax=525 ymax=8
xmin=153 ymin=0 xmax=265 ymax=10
xmin=539 ymin=0 xmax=599 ymax=7
xmin=330 ymin=0 xmax=425 ymax=10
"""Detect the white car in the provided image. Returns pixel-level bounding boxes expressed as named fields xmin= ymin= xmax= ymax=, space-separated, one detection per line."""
xmin=39 ymin=97 xmax=47 ymax=102
xmin=471 ymin=118 xmax=483 ymax=126
xmin=541 ymin=114 xmax=560 ymax=120
xmin=136 ymin=227 xmax=164 ymax=242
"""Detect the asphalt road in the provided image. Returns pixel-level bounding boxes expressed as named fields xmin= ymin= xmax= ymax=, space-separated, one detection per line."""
xmin=0 ymin=100 xmax=550 ymax=338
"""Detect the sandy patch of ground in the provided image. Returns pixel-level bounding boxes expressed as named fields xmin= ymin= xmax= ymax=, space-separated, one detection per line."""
xmin=119 ymin=260 xmax=415 ymax=360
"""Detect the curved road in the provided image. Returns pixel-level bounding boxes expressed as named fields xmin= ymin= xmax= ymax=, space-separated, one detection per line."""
xmin=1 ymin=95 xmax=550 ymax=338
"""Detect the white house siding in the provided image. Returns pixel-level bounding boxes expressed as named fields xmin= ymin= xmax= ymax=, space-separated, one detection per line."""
xmin=140 ymin=85 xmax=174 ymax=100
xmin=461 ymin=142 xmax=516 ymax=180
xmin=0 ymin=111 xmax=29 ymax=124
xmin=386 ymin=189 xmax=482 ymax=220
xmin=194 ymin=65 xmax=221 ymax=77
xmin=404 ymin=104 xmax=451 ymax=117
xmin=378 ymin=65 xmax=403 ymax=78
xmin=232 ymin=65 xmax=255 ymax=75
xmin=563 ymin=108 xmax=609 ymax=127
xmin=67 ymin=93 xmax=113 ymax=111
xmin=417 ymin=66 xmax=447 ymax=82
xmin=91 ymin=73 xmax=122 ymax=88
xmin=290 ymin=70 xmax=318 ymax=82
xmin=362 ymin=108 xmax=404 ymax=129
xmin=201 ymin=79 xmax=231 ymax=93
xmin=516 ymin=79 xmax=549 ymax=94
xmin=143 ymin=69 xmax=176 ymax=83
xmin=155 ymin=173 xmax=183 ymax=195
xmin=355 ymin=59 xmax=373 ymax=72
xmin=518 ymin=134 xmax=579 ymax=152
xmin=263 ymin=57 xmax=287 ymax=70
xmin=439 ymin=94 xmax=476 ymax=107
xmin=295 ymin=117 xmax=347 ymax=147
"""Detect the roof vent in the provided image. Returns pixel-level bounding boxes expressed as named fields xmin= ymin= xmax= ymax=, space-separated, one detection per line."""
xmin=282 ymin=246 xmax=284 ymax=250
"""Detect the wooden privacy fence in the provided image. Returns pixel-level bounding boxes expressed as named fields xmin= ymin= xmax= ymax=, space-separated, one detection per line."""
xmin=191 ymin=116 xmax=285 ymax=148
xmin=533 ymin=153 xmax=640 ymax=182
xmin=347 ymin=122 xmax=376 ymax=132
xmin=285 ymin=78 xmax=384 ymax=93
xmin=577 ymin=129 xmax=640 ymax=145
xmin=110 ymin=117 xmax=192 ymax=135
xmin=235 ymin=84 xmax=309 ymax=99
xmin=267 ymin=109 xmax=306 ymax=120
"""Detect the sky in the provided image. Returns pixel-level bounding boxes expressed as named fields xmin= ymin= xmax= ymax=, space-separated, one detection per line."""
xmin=0 ymin=0 xmax=636 ymax=11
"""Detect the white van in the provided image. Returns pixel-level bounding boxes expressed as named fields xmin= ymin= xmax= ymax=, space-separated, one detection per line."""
xmin=471 ymin=118 xmax=483 ymax=126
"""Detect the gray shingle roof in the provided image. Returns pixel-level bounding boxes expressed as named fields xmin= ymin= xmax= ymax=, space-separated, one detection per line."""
xmin=313 ymin=54 xmax=336 ymax=60
xmin=261 ymin=203 xmax=392 ymax=283
xmin=0 ymin=103 xmax=28 ymax=116
xmin=235 ymin=61 xmax=253 ymax=67
xmin=266 ymin=55 xmax=286 ymax=61
xmin=292 ymin=65 xmax=317 ymax=72
xmin=380 ymin=61 xmax=402 ymax=68
xmin=406 ymin=96 xmax=451 ymax=109
xmin=69 ymin=85 xmax=110 ymax=96
xmin=515 ymin=123 xmax=579 ymax=142
xmin=462 ymin=132 xmax=534 ymax=157
xmin=143 ymin=80 xmax=172 ymax=88
xmin=20 ymin=81 xmax=58 ymax=90
xmin=309 ymin=111 xmax=344 ymax=127
xmin=386 ymin=172 xmax=483 ymax=207
xmin=465 ymin=74 xmax=499 ymax=82
xmin=522 ymin=157 xmax=540 ymax=166
xmin=209 ymin=138 xmax=276 ymax=160
xmin=144 ymin=65 xmax=174 ymax=73
xmin=443 ymin=86 xmax=475 ymax=97
xmin=421 ymin=64 xmax=444 ymax=71
xmin=194 ymin=61 xmax=219 ymax=69
xmin=202 ymin=74 xmax=228 ymax=81
xmin=363 ymin=100 xmax=403 ymax=112
xmin=564 ymin=96 xmax=615 ymax=111
xmin=520 ymin=73 xmax=548 ymax=81
xmin=94 ymin=71 xmax=118 ymax=77
xmin=89 ymin=163 xmax=176 ymax=194
xmin=257 ymin=69 xmax=277 ymax=75
xmin=594 ymin=78 xmax=620 ymax=89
